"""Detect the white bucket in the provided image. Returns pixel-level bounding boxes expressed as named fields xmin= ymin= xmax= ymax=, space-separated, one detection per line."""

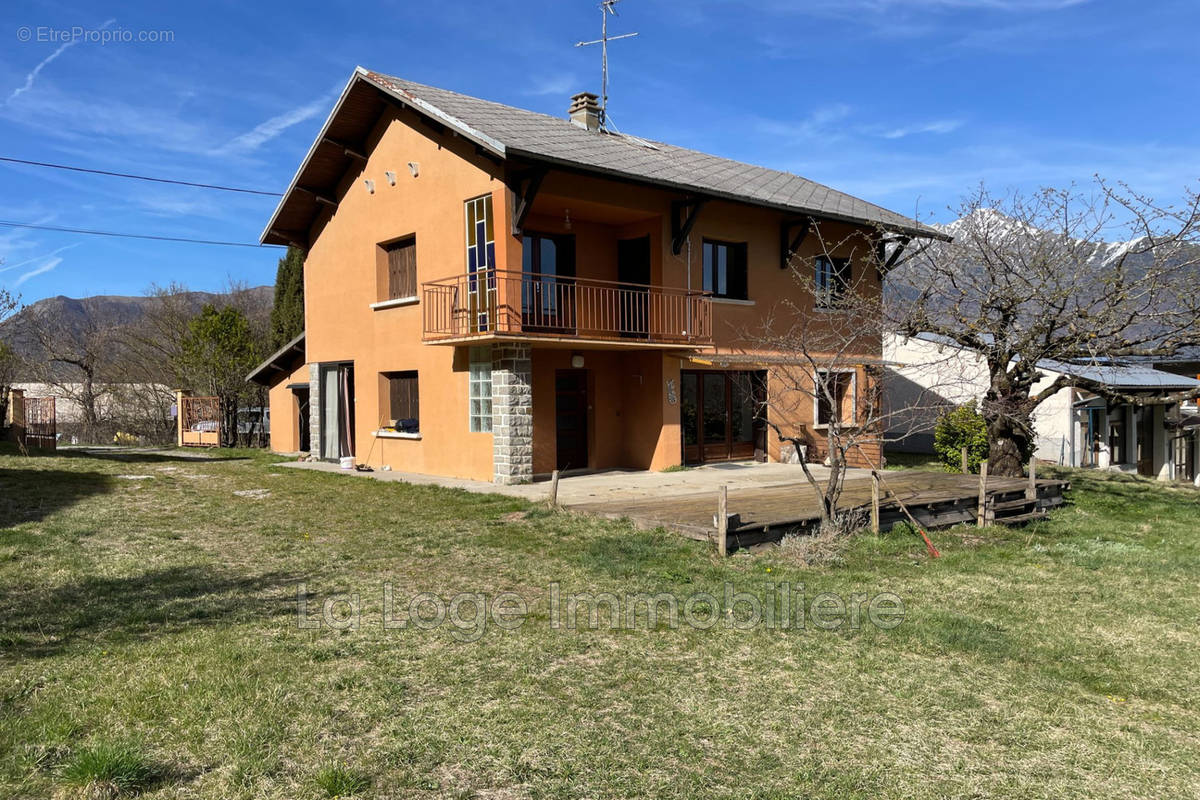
xmin=339 ymin=456 xmax=355 ymax=470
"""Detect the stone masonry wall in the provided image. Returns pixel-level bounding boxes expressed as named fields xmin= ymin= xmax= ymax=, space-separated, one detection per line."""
xmin=491 ymin=343 xmax=533 ymax=484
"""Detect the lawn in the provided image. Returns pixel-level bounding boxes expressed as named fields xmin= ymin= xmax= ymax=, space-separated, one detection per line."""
xmin=1 ymin=445 xmax=1198 ymax=799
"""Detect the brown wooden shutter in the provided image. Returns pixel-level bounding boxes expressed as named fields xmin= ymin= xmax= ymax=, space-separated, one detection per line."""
xmin=388 ymin=372 xmax=419 ymax=427
xmin=387 ymin=239 xmax=417 ymax=299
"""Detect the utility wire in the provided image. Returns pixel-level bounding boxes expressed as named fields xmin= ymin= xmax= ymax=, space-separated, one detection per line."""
xmin=0 ymin=220 xmax=280 ymax=248
xmin=0 ymin=156 xmax=283 ymax=197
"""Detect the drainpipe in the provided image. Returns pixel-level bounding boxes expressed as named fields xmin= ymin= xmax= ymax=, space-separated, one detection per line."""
xmin=685 ymin=235 xmax=693 ymax=335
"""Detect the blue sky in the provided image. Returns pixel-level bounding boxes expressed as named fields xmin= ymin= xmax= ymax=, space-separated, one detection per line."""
xmin=1 ymin=0 xmax=1197 ymax=303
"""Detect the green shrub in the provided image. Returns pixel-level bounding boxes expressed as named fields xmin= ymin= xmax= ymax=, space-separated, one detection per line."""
xmin=934 ymin=402 xmax=989 ymax=473
xmin=59 ymin=742 xmax=156 ymax=798
xmin=315 ymin=764 xmax=370 ymax=797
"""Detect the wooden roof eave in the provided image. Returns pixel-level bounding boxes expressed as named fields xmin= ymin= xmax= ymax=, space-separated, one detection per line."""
xmin=261 ymin=67 xmax=508 ymax=247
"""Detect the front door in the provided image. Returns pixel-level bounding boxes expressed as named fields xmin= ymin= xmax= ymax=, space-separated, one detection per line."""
xmin=680 ymin=371 xmax=765 ymax=464
xmin=617 ymin=235 xmax=651 ymax=338
xmin=555 ymin=369 xmax=589 ymax=471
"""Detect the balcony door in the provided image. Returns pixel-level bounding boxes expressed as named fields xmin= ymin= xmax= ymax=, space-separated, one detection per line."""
xmin=522 ymin=232 xmax=576 ymax=334
xmin=617 ymin=235 xmax=651 ymax=338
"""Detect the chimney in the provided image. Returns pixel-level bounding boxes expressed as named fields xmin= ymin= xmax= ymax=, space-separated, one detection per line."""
xmin=568 ymin=92 xmax=601 ymax=131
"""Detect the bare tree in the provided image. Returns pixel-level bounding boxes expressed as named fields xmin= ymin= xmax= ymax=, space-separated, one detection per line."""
xmin=0 ymin=286 xmax=20 ymax=428
xmin=26 ymin=304 xmax=119 ymax=443
xmin=737 ymin=227 xmax=957 ymax=525
xmin=112 ymin=282 xmax=198 ymax=443
xmin=891 ymin=182 xmax=1200 ymax=476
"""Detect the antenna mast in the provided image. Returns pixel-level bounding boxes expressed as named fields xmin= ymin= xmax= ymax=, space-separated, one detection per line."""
xmin=575 ymin=0 xmax=638 ymax=129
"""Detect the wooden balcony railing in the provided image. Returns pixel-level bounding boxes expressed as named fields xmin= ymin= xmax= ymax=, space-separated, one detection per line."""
xmin=422 ymin=269 xmax=712 ymax=346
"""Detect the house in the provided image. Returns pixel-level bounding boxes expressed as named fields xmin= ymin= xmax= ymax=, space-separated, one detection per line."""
xmin=248 ymin=67 xmax=938 ymax=483
xmin=884 ymin=332 xmax=1200 ymax=483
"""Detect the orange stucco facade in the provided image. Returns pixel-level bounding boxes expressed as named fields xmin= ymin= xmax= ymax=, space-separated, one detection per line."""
xmin=263 ymin=94 xmax=886 ymax=482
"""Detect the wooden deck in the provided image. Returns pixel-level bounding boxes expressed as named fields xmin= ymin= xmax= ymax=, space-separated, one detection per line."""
xmin=568 ymin=470 xmax=1070 ymax=552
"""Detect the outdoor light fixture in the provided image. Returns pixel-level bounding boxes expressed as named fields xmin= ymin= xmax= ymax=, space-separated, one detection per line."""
xmin=408 ymin=161 xmax=420 ymax=177
xmin=571 ymin=354 xmax=585 ymax=368
xmin=364 ymin=178 xmax=375 ymax=194
xmin=384 ymin=171 xmax=397 ymax=186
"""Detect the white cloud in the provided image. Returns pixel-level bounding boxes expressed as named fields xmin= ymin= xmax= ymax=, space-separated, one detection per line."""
xmin=879 ymin=119 xmax=964 ymax=139
xmin=15 ymin=256 xmax=62 ymax=286
xmin=7 ymin=19 xmax=116 ymax=104
xmin=0 ymin=242 xmax=79 ymax=274
xmin=756 ymin=104 xmax=854 ymax=143
xmin=212 ymin=88 xmax=339 ymax=156
xmin=524 ymin=74 xmax=581 ymax=97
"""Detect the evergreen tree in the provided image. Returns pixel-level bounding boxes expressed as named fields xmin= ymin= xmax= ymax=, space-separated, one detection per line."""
xmin=181 ymin=304 xmax=262 ymax=447
xmin=269 ymin=246 xmax=305 ymax=348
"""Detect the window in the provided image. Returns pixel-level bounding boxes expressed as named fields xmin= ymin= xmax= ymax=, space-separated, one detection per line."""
xmin=465 ymin=195 xmax=496 ymax=331
xmin=702 ymin=239 xmax=748 ymax=300
xmin=816 ymin=370 xmax=855 ymax=426
xmin=382 ymin=237 xmax=417 ymax=300
xmin=815 ymin=256 xmax=851 ymax=308
xmin=465 ymin=195 xmax=495 ymax=274
xmin=468 ymin=347 xmax=492 ymax=432
xmin=384 ymin=371 xmax=419 ymax=433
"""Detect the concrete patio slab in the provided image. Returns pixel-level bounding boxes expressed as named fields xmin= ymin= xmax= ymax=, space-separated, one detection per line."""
xmin=278 ymin=458 xmax=841 ymax=506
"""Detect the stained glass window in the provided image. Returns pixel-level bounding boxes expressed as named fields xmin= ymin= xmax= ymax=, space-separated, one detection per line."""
xmin=465 ymin=195 xmax=496 ymax=332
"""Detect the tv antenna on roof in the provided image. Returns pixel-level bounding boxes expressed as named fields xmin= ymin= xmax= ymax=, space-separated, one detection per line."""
xmin=575 ymin=0 xmax=638 ymax=129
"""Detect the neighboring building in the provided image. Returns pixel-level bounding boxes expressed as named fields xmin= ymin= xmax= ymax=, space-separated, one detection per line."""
xmin=884 ymin=333 xmax=1200 ymax=483
xmin=249 ymin=67 xmax=938 ymax=483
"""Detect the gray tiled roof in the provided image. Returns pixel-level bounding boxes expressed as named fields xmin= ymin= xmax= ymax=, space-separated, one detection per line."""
xmin=362 ymin=70 xmax=937 ymax=238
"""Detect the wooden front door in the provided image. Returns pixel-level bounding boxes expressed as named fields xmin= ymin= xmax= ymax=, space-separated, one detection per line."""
xmin=617 ymin=235 xmax=651 ymax=338
xmin=680 ymin=370 xmax=765 ymax=464
xmin=555 ymin=369 xmax=589 ymax=471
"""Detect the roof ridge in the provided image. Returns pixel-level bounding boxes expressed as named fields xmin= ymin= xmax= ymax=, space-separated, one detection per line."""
xmin=366 ymin=70 xmax=910 ymax=223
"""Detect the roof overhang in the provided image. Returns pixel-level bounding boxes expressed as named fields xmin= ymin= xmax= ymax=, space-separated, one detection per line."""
xmin=505 ymin=148 xmax=947 ymax=242
xmin=246 ymin=332 xmax=306 ymax=386
xmin=260 ymin=68 xmax=507 ymax=247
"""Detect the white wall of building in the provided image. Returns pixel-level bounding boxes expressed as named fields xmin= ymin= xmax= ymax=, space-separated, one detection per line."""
xmin=882 ymin=333 xmax=1195 ymax=481
xmin=882 ymin=333 xmax=1072 ymax=463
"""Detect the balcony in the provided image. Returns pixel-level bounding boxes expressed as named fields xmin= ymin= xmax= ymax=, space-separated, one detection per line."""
xmin=422 ymin=269 xmax=713 ymax=347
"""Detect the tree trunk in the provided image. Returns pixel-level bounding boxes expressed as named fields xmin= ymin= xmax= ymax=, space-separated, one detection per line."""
xmin=985 ymin=412 xmax=1031 ymax=477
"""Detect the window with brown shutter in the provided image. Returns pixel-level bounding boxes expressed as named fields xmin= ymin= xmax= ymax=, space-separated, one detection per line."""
xmin=384 ymin=371 xmax=419 ymax=432
xmin=384 ymin=237 xmax=417 ymax=300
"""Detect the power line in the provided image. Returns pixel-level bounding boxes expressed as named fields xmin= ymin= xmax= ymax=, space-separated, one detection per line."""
xmin=0 ymin=220 xmax=281 ymax=248
xmin=0 ymin=156 xmax=283 ymax=197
